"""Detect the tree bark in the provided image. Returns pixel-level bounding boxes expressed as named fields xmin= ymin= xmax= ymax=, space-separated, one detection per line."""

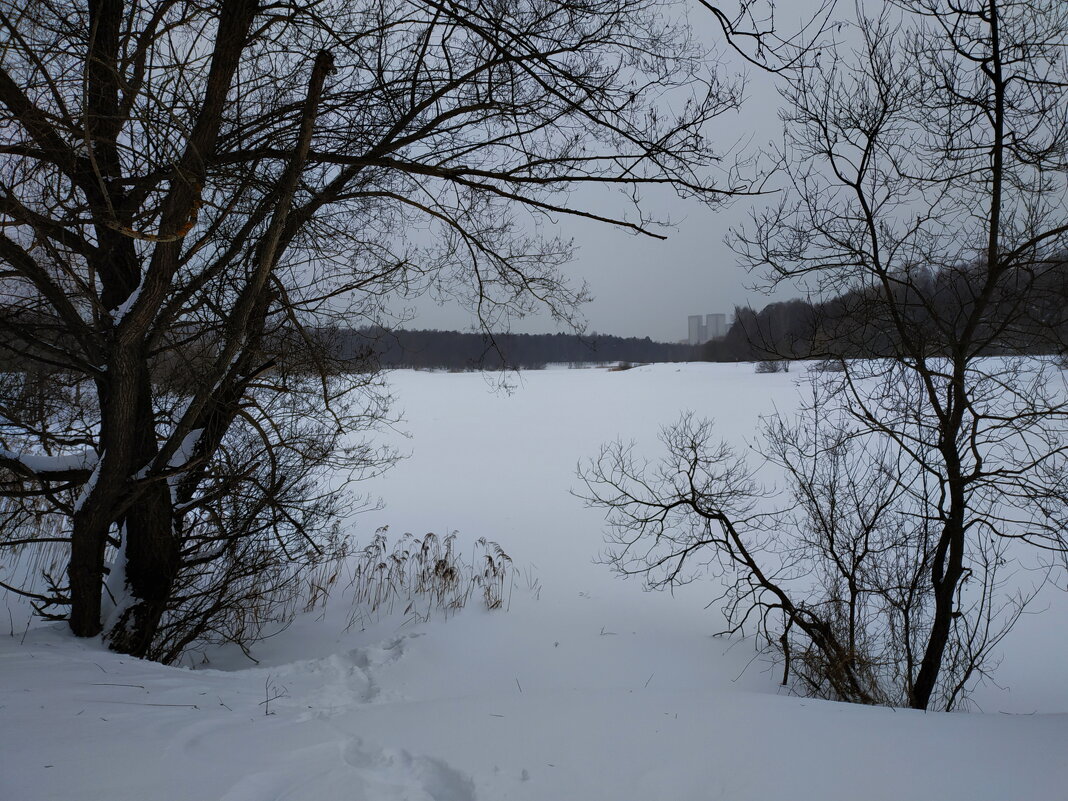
xmin=909 ymin=483 xmax=967 ymax=709
xmin=103 ymin=362 xmax=178 ymax=657
xmin=68 ymin=511 xmax=107 ymax=637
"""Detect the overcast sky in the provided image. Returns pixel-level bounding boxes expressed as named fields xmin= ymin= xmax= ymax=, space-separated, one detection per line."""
xmin=405 ymin=2 xmax=827 ymax=342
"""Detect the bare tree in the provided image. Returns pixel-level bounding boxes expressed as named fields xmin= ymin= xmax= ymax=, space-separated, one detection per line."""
xmin=583 ymin=0 xmax=1068 ymax=710
xmin=0 ymin=0 xmax=753 ymax=660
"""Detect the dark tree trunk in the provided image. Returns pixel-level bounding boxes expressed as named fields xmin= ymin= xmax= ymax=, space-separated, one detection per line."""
xmin=68 ymin=511 xmax=107 ymax=637
xmin=909 ymin=502 xmax=966 ymax=710
xmin=104 ymin=356 xmax=179 ymax=657
xmin=105 ymin=487 xmax=179 ymax=657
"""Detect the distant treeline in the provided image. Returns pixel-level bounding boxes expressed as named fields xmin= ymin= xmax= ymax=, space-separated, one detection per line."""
xmin=340 ymin=327 xmax=698 ymax=370
xmin=703 ymin=256 xmax=1068 ymax=362
xmin=10 ymin=254 xmax=1066 ymax=378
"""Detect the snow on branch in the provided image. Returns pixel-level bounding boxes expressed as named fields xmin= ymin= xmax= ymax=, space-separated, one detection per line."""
xmin=0 ymin=448 xmax=97 ymax=481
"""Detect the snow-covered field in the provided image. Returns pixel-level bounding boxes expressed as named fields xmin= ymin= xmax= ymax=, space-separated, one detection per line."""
xmin=3 ymin=363 xmax=1067 ymax=800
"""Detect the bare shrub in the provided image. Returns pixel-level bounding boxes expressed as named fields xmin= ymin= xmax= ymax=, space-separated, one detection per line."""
xmin=754 ymin=360 xmax=789 ymax=374
xmin=810 ymin=359 xmax=847 ymax=373
xmin=581 ymin=388 xmax=1059 ymax=710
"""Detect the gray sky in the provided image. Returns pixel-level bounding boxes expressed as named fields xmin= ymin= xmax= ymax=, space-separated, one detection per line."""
xmin=407 ymin=2 xmax=823 ymax=342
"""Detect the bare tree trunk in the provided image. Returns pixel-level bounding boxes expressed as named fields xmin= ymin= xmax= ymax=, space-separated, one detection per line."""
xmin=910 ymin=515 xmax=965 ymax=709
xmin=68 ymin=512 xmax=107 ymax=637
xmin=104 ymin=365 xmax=178 ymax=657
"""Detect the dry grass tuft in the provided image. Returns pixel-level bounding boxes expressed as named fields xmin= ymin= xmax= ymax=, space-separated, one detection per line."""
xmin=345 ymin=528 xmax=514 ymax=629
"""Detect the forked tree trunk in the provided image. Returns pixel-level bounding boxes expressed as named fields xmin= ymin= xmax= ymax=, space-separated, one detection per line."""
xmin=105 ymin=487 xmax=179 ymax=656
xmin=65 ymin=0 xmax=259 ymax=653
xmin=104 ymin=362 xmax=179 ymax=657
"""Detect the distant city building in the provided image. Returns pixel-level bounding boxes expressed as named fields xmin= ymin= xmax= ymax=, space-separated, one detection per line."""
xmin=687 ymin=315 xmax=704 ymax=346
xmin=706 ymin=313 xmax=727 ymax=339
xmin=687 ymin=312 xmax=727 ymax=345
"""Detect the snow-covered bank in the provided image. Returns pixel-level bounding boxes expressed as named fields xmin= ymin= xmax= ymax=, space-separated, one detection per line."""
xmin=3 ymin=364 xmax=1067 ymax=800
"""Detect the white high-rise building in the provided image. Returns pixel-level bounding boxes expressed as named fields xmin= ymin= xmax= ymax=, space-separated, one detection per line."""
xmin=706 ymin=313 xmax=727 ymax=339
xmin=687 ymin=315 xmax=705 ymax=345
xmin=687 ymin=313 xmax=727 ymax=344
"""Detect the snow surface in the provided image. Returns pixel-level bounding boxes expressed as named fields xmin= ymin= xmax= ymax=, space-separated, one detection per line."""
xmin=2 ymin=363 xmax=1066 ymax=800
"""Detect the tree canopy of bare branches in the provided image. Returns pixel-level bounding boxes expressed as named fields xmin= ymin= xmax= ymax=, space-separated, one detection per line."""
xmin=0 ymin=0 xmax=747 ymax=659
xmin=583 ymin=0 xmax=1068 ymax=711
